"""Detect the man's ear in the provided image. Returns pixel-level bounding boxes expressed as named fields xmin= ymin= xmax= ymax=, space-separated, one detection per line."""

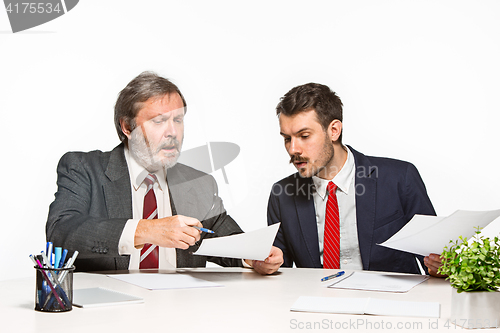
xmin=119 ymin=118 xmax=133 ymax=140
xmin=327 ymin=119 xmax=343 ymax=142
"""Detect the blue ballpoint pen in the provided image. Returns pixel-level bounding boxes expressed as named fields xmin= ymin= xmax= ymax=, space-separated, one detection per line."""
xmin=46 ymin=242 xmax=53 ymax=267
xmin=58 ymin=249 xmax=68 ymax=269
xmin=321 ymin=270 xmax=345 ymax=282
xmin=191 ymin=225 xmax=215 ymax=234
xmin=54 ymin=247 xmax=62 ymax=271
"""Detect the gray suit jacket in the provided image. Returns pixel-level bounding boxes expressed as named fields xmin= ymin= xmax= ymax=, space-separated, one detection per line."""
xmin=46 ymin=143 xmax=243 ymax=271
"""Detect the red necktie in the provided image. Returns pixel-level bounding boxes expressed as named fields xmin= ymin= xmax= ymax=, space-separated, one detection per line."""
xmin=323 ymin=181 xmax=340 ymax=269
xmin=140 ymin=174 xmax=159 ymax=269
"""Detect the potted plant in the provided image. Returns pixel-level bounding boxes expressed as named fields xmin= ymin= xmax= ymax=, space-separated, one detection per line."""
xmin=438 ymin=228 xmax=500 ymax=329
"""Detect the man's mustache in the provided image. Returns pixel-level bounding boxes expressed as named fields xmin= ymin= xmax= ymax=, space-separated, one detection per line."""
xmin=156 ymin=138 xmax=181 ymax=153
xmin=289 ymin=154 xmax=308 ymax=164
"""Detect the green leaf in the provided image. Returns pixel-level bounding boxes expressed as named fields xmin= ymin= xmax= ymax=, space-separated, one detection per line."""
xmin=441 ymin=227 xmax=500 ymax=291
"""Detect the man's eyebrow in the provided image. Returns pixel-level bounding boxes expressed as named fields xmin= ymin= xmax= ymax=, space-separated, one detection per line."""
xmin=280 ymin=128 xmax=311 ymax=136
xmin=154 ymin=108 xmax=185 ymax=118
xmin=153 ymin=113 xmax=170 ymax=119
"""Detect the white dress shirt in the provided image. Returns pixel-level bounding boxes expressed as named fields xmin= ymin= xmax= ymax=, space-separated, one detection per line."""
xmin=312 ymin=146 xmax=363 ymax=270
xmin=118 ymin=147 xmax=177 ymax=269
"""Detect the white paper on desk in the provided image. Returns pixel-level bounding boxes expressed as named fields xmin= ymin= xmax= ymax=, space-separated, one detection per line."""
xmin=291 ymin=296 xmax=440 ymax=318
xmin=378 ymin=209 xmax=500 ymax=256
xmin=108 ymin=273 xmax=223 ymax=290
xmin=193 ymin=223 xmax=280 ymax=260
xmin=365 ymin=298 xmax=440 ymax=318
xmin=73 ymin=287 xmax=144 ymax=307
xmin=328 ymin=271 xmax=429 ymax=293
xmin=291 ymin=296 xmax=368 ymax=315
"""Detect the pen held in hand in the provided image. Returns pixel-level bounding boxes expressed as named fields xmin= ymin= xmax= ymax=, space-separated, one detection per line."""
xmin=321 ymin=270 xmax=345 ymax=282
xmin=191 ymin=225 xmax=215 ymax=234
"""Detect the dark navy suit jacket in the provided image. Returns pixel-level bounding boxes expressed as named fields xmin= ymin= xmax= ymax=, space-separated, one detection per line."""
xmin=267 ymin=146 xmax=436 ymax=274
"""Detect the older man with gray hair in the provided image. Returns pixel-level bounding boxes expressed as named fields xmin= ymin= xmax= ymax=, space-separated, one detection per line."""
xmin=47 ymin=71 xmax=283 ymax=274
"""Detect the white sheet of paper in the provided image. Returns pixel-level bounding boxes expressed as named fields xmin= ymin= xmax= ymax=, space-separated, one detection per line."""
xmin=108 ymin=273 xmax=223 ymax=290
xmin=73 ymin=287 xmax=144 ymax=307
xmin=291 ymin=296 xmax=368 ymax=315
xmin=365 ymin=298 xmax=440 ymax=318
xmin=327 ymin=271 xmax=429 ymax=293
xmin=193 ymin=223 xmax=280 ymax=260
xmin=291 ymin=296 xmax=440 ymax=318
xmin=378 ymin=209 xmax=500 ymax=256
xmin=477 ymin=217 xmax=500 ymax=239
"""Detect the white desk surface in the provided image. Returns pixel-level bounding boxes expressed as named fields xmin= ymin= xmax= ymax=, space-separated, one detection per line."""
xmin=1 ymin=268 xmax=495 ymax=332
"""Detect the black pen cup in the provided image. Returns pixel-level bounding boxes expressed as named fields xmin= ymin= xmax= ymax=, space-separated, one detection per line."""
xmin=34 ymin=265 xmax=75 ymax=312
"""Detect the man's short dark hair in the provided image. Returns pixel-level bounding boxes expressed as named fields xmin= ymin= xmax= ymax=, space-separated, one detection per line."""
xmin=114 ymin=71 xmax=187 ymax=142
xmin=276 ymin=83 xmax=343 ymax=142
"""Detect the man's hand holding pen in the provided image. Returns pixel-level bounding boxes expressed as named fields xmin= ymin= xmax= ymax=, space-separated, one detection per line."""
xmin=134 ymin=215 xmax=203 ymax=250
xmin=134 ymin=214 xmax=284 ymax=275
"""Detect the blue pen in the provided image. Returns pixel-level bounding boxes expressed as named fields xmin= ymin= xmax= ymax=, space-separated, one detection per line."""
xmin=321 ymin=270 xmax=345 ymax=282
xmin=191 ymin=225 xmax=215 ymax=234
xmin=46 ymin=242 xmax=53 ymax=267
xmin=54 ymin=247 xmax=62 ymax=271
xmin=58 ymin=249 xmax=68 ymax=269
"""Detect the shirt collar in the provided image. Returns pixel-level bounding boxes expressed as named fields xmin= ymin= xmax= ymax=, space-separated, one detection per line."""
xmin=124 ymin=146 xmax=167 ymax=192
xmin=312 ymin=145 xmax=355 ymax=200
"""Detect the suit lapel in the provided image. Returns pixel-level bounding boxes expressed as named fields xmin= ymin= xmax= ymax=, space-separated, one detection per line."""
xmin=349 ymin=146 xmax=377 ymax=270
xmin=103 ymin=144 xmax=133 ymax=219
xmin=166 ymin=164 xmax=207 ymax=268
xmin=294 ymin=176 xmax=322 ymax=267
xmin=166 ymin=164 xmax=206 ymax=220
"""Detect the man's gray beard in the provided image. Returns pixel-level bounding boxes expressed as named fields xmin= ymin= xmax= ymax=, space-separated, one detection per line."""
xmin=128 ymin=129 xmax=181 ymax=173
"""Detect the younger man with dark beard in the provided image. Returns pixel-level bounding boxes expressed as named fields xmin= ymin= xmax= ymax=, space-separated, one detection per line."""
xmin=267 ymin=83 xmax=443 ymax=276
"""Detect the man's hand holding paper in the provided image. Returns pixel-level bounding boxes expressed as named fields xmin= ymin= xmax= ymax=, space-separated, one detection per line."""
xmin=246 ymin=246 xmax=284 ymax=275
xmin=379 ymin=209 xmax=500 ymax=278
xmin=424 ymin=253 xmax=447 ymax=277
xmin=194 ymin=223 xmax=283 ymax=275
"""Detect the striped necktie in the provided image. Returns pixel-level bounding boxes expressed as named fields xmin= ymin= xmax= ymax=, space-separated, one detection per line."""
xmin=140 ymin=174 xmax=159 ymax=269
xmin=323 ymin=181 xmax=340 ymax=269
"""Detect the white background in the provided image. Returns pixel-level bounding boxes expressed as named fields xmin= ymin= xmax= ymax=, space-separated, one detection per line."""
xmin=1 ymin=1 xmax=499 ymax=281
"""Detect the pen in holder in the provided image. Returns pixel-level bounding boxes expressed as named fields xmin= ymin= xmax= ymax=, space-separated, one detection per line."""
xmin=34 ymin=265 xmax=75 ymax=312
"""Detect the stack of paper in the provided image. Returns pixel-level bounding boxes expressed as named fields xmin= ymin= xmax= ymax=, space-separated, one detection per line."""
xmin=328 ymin=272 xmax=429 ymax=293
xmin=379 ymin=210 xmax=500 ymax=256
xmin=108 ymin=273 xmax=223 ymax=290
xmin=291 ymin=296 xmax=440 ymax=318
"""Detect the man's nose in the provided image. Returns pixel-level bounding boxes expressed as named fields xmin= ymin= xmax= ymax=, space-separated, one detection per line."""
xmin=163 ymin=120 xmax=177 ymax=137
xmin=288 ymin=138 xmax=301 ymax=155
